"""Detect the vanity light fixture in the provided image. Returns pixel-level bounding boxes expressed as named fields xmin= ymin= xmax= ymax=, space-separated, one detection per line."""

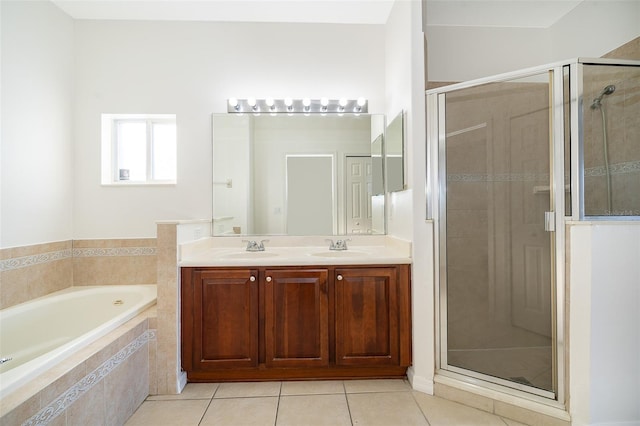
xmin=226 ymin=98 xmax=368 ymax=114
xmin=265 ymin=98 xmax=275 ymax=111
xmin=320 ymin=97 xmax=329 ymax=112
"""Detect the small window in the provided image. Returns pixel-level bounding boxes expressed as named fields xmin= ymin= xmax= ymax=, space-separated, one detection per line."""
xmin=101 ymin=114 xmax=176 ymax=185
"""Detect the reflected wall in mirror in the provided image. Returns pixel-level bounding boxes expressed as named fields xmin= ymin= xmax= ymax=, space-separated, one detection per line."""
xmin=212 ymin=114 xmax=386 ymax=236
xmin=386 ymin=111 xmax=405 ymax=192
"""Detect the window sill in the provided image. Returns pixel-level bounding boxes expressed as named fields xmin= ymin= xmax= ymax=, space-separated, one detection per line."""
xmin=101 ymin=181 xmax=177 ymax=187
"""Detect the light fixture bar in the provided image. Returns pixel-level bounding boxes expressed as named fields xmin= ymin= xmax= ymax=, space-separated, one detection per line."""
xmin=227 ymin=98 xmax=368 ymax=113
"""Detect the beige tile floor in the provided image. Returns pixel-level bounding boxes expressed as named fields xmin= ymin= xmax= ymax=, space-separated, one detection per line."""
xmin=126 ymin=379 xmax=528 ymax=426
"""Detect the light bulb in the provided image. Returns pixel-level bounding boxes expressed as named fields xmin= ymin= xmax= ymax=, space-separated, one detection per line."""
xmin=228 ymin=98 xmax=238 ymax=107
xmin=302 ymin=98 xmax=311 ymax=107
xmin=339 ymin=98 xmax=347 ymax=107
xmin=284 ymin=98 xmax=293 ymax=107
xmin=265 ymin=98 xmax=274 ymax=107
xmin=320 ymin=97 xmax=329 ymax=106
xmin=247 ymin=97 xmax=257 ymax=107
xmin=357 ymin=97 xmax=366 ymax=107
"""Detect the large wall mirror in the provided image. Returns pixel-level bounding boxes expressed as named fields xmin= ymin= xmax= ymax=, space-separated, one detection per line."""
xmin=212 ymin=113 xmax=386 ymax=236
xmin=386 ymin=111 xmax=405 ymax=192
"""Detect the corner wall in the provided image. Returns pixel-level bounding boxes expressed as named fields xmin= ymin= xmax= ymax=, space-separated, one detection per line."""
xmin=1 ymin=0 xmax=75 ymax=248
xmin=384 ymin=0 xmax=433 ymax=393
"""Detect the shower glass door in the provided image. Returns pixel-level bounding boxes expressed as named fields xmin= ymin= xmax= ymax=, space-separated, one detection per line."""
xmin=439 ymin=71 xmax=556 ymax=397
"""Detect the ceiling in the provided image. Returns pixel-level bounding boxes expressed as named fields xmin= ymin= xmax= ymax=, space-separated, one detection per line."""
xmin=52 ymin=0 xmax=584 ymax=28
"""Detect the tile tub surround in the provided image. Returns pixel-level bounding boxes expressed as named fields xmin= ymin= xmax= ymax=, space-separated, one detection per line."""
xmin=126 ymin=379 xmax=530 ymax=426
xmin=0 ymin=239 xmax=158 ymax=310
xmin=0 ymin=241 xmax=73 ymax=309
xmin=72 ymin=238 xmax=157 ymax=286
xmin=0 ymin=307 xmax=157 ymax=426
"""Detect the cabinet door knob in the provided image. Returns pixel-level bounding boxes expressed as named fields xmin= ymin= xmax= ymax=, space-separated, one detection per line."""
xmin=249 ymin=276 xmax=256 ymax=282
xmin=266 ymin=276 xmax=272 ymax=282
xmin=337 ymin=275 xmax=343 ymax=281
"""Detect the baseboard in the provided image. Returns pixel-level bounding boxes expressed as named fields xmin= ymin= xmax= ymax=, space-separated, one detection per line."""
xmin=406 ymin=367 xmax=434 ymax=394
xmin=178 ymin=370 xmax=187 ymax=393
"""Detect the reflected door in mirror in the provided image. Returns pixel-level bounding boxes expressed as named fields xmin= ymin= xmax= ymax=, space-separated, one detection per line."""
xmin=346 ymin=156 xmax=373 ymax=234
xmin=286 ymin=155 xmax=334 ymax=235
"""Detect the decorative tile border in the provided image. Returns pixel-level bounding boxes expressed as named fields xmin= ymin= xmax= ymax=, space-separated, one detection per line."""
xmin=22 ymin=329 xmax=156 ymax=426
xmin=447 ymin=161 xmax=640 ymax=183
xmin=0 ymin=250 xmax=72 ymax=272
xmin=584 ymin=160 xmax=640 ymax=177
xmin=0 ymin=246 xmax=157 ymax=272
xmin=447 ymin=172 xmax=549 ymax=183
xmin=72 ymin=247 xmax=157 ymax=258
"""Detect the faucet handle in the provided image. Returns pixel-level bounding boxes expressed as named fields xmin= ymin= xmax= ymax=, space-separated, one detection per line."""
xmin=325 ymin=239 xmax=336 ymax=250
xmin=242 ymin=240 xmax=258 ymax=251
xmin=258 ymin=239 xmax=269 ymax=249
xmin=334 ymin=239 xmax=351 ymax=250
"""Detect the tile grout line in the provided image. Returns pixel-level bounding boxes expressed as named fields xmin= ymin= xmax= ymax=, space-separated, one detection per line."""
xmin=194 ymin=382 xmax=220 ymax=425
xmin=274 ymin=381 xmax=282 ymax=426
xmin=409 ymin=390 xmax=432 ymax=426
xmin=197 ymin=395 xmax=215 ymax=426
xmin=342 ymin=381 xmax=355 ymax=426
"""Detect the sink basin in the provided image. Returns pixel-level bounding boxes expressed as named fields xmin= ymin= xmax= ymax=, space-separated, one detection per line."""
xmin=310 ymin=251 xmax=368 ymax=258
xmin=222 ymin=251 xmax=279 ymax=259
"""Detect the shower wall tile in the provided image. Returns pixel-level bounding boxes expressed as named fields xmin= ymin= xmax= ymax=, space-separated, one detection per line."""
xmin=602 ymin=36 xmax=640 ymax=60
xmin=583 ymin=64 xmax=640 ymax=216
xmin=72 ymin=238 xmax=157 ymax=286
xmin=0 ymin=240 xmax=73 ymax=309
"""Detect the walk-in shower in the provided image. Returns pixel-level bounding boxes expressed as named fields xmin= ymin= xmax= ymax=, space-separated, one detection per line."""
xmin=427 ymin=58 xmax=640 ymax=406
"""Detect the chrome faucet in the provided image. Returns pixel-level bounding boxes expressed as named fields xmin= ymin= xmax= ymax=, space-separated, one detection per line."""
xmin=0 ymin=357 xmax=12 ymax=365
xmin=327 ymin=239 xmax=351 ymax=251
xmin=243 ymin=240 xmax=269 ymax=252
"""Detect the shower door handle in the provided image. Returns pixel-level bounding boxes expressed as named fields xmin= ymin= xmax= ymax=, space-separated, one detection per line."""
xmin=544 ymin=211 xmax=556 ymax=232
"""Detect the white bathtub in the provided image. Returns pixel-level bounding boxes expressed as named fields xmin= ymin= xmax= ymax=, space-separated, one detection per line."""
xmin=0 ymin=285 xmax=157 ymax=398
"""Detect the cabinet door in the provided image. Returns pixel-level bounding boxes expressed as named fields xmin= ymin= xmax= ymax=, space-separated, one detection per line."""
xmin=335 ymin=267 xmax=399 ymax=366
xmin=193 ymin=269 xmax=259 ymax=369
xmin=264 ymin=269 xmax=329 ymax=368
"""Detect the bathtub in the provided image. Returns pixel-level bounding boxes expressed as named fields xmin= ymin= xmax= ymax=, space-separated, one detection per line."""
xmin=0 ymin=285 xmax=157 ymax=398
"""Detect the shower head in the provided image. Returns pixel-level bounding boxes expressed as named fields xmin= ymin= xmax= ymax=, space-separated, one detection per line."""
xmin=590 ymin=84 xmax=616 ymax=109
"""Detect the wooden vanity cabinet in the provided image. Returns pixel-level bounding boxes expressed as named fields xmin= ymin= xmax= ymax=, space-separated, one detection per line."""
xmin=335 ymin=267 xmax=399 ymax=366
xmin=181 ymin=268 xmax=259 ymax=372
xmin=264 ymin=269 xmax=329 ymax=368
xmin=181 ymin=264 xmax=411 ymax=381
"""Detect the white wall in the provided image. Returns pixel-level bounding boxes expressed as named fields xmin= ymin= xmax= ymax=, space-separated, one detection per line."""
xmin=1 ymin=0 xmax=75 ymax=248
xmin=385 ymin=0 xmax=434 ymax=393
xmin=549 ymin=0 xmax=640 ymax=62
xmin=427 ymin=0 xmax=640 ymax=82
xmin=569 ymin=223 xmax=640 ymax=426
xmin=73 ymin=20 xmax=385 ymax=238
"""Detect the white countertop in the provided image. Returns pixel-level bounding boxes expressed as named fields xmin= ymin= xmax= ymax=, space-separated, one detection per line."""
xmin=179 ymin=236 xmax=411 ymax=267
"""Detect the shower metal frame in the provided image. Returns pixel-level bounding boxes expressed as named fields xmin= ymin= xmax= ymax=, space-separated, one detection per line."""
xmin=426 ymin=57 xmax=640 ymax=409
